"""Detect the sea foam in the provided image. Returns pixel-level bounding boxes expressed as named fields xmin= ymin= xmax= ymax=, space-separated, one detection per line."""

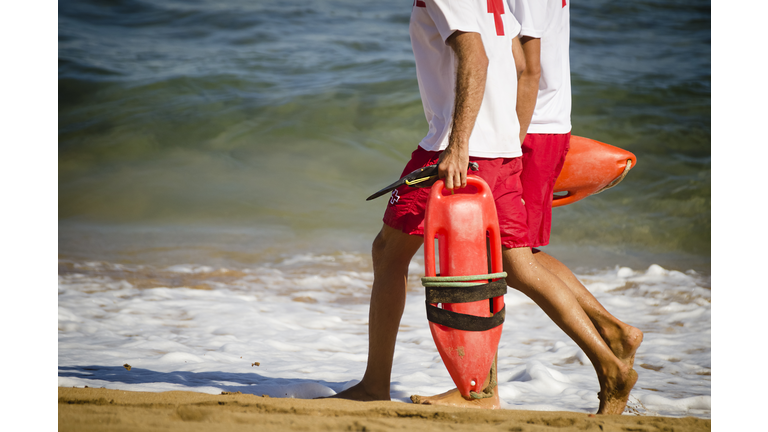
xmin=58 ymin=254 xmax=710 ymax=418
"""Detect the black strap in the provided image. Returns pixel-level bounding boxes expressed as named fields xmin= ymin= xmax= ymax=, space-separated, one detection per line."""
xmin=425 ymin=280 xmax=507 ymax=304
xmin=426 ymin=304 xmax=506 ymax=332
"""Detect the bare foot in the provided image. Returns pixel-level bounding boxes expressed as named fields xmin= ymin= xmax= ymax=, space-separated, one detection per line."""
xmin=596 ymin=366 xmax=638 ymax=415
xmin=318 ymin=382 xmax=390 ymax=402
xmin=410 ymin=387 xmax=500 ymax=410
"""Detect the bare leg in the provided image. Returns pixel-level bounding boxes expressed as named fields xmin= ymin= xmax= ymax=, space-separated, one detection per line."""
xmin=411 ymin=247 xmax=638 ymax=413
xmin=532 ymin=249 xmax=643 ymax=367
xmin=329 ymin=224 xmax=423 ymax=401
xmin=504 ymin=247 xmax=636 ymax=415
xmin=413 ymin=248 xmax=637 ymax=413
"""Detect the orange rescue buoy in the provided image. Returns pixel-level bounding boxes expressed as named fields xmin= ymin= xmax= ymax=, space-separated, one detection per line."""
xmin=422 ymin=175 xmax=507 ymax=400
xmin=552 ymin=136 xmax=637 ymax=207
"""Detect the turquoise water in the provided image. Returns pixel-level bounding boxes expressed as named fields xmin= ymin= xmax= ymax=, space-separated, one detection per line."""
xmin=59 ymin=0 xmax=711 ymax=274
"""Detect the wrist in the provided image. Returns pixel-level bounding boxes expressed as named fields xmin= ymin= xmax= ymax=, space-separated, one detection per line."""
xmin=447 ymin=135 xmax=470 ymax=152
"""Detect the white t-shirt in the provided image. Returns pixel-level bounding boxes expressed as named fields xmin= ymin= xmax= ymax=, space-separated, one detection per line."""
xmin=410 ymin=0 xmax=522 ymax=158
xmin=508 ymin=0 xmax=572 ymax=134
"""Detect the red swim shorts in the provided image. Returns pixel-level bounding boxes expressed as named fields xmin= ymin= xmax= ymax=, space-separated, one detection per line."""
xmin=382 ymin=146 xmax=529 ymax=249
xmin=520 ymin=132 xmax=571 ymax=248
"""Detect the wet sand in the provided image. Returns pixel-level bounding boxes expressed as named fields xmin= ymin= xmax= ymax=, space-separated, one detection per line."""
xmin=58 ymin=387 xmax=710 ymax=431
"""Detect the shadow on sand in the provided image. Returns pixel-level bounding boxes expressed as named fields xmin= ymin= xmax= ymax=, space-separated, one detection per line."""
xmin=58 ymin=365 xmax=348 ymax=398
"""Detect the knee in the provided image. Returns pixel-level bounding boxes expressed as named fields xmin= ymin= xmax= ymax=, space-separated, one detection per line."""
xmin=502 ymin=249 xmax=541 ymax=291
xmin=372 ymin=230 xmax=388 ymax=261
xmin=372 ymin=228 xmax=404 ymax=267
xmin=504 ymin=265 xmax=536 ymax=292
xmin=371 ymin=226 xmax=421 ymax=270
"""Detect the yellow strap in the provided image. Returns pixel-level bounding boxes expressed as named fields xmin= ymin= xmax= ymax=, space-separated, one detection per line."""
xmin=404 ymin=176 xmax=433 ymax=186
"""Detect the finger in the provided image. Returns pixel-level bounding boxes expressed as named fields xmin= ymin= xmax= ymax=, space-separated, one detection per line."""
xmin=445 ymin=172 xmax=454 ymax=190
xmin=453 ymin=171 xmax=462 ymax=190
xmin=437 ymin=161 xmax=449 ymax=180
xmin=452 ymin=168 xmax=462 ymax=190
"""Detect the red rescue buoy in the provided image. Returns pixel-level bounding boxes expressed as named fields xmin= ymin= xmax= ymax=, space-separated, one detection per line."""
xmin=422 ymin=175 xmax=506 ymax=399
xmin=552 ymin=136 xmax=637 ymax=207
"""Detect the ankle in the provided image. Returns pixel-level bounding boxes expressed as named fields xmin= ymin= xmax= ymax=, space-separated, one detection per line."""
xmin=598 ymin=357 xmax=627 ymax=381
xmin=357 ymin=379 xmax=390 ymax=399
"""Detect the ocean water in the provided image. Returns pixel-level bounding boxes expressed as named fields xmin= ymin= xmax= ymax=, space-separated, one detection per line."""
xmin=57 ymin=0 xmax=711 ymax=418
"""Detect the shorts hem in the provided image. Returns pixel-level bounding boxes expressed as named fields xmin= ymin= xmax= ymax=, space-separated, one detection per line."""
xmin=502 ymin=241 xmax=531 ymax=249
xmin=381 ymin=217 xmax=424 ymax=237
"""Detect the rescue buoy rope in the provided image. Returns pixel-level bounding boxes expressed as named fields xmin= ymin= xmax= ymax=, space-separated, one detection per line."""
xmin=595 ymin=159 xmax=632 ymax=195
xmin=469 ymin=361 xmax=497 ymax=399
xmin=421 ymin=272 xmax=508 ymax=287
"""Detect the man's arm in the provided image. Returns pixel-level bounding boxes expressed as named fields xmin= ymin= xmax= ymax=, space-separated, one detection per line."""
xmin=439 ymin=31 xmax=488 ymax=190
xmin=515 ymin=36 xmax=541 ymax=144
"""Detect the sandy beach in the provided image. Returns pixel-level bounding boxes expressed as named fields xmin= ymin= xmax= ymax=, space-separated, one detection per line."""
xmin=59 ymin=387 xmax=710 ymax=431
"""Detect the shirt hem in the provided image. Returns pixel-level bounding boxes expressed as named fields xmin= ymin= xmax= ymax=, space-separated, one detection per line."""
xmin=527 ymin=125 xmax=572 ymax=134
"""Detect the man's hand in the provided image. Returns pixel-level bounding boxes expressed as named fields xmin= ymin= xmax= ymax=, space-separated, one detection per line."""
xmin=437 ymin=142 xmax=470 ymax=190
xmin=441 ymin=30 xmax=488 ymax=190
